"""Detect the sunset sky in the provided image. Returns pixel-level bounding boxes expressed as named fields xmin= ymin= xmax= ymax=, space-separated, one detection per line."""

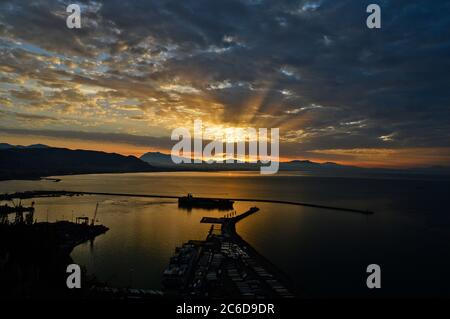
xmin=0 ymin=0 xmax=449 ymax=168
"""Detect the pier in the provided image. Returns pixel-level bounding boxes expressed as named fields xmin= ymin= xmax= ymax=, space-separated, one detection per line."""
xmin=201 ymin=206 xmax=260 ymax=225
xmin=1 ymin=190 xmax=374 ymax=215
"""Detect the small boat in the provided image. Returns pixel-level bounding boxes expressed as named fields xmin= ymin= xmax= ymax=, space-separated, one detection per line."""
xmin=178 ymin=194 xmax=234 ymax=210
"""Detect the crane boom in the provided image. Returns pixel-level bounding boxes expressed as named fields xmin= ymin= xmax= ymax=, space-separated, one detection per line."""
xmin=91 ymin=203 xmax=99 ymax=226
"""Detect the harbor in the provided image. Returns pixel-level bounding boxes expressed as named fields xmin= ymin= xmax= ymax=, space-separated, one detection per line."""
xmin=0 ymin=184 xmax=376 ymax=298
xmin=0 ymin=171 xmax=445 ymax=299
xmin=163 ymin=207 xmax=295 ymax=298
xmin=0 ymin=199 xmax=109 ymax=298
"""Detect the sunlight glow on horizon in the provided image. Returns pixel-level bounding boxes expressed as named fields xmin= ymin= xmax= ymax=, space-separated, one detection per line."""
xmin=2 ymin=133 xmax=449 ymax=169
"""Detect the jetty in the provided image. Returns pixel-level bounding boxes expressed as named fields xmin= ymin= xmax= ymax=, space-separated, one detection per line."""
xmin=163 ymin=207 xmax=295 ymax=298
xmin=200 ymin=206 xmax=259 ymax=225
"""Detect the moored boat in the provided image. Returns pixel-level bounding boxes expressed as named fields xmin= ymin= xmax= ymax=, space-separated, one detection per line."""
xmin=178 ymin=194 xmax=234 ymax=210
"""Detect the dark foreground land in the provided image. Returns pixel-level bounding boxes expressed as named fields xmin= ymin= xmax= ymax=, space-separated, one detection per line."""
xmin=0 ymin=147 xmax=156 ymax=181
xmin=0 ymin=221 xmax=108 ymax=298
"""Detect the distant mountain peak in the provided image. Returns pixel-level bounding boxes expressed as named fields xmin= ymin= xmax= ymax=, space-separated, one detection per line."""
xmin=0 ymin=142 xmax=50 ymax=149
xmin=27 ymin=143 xmax=50 ymax=149
xmin=0 ymin=143 xmax=13 ymax=149
xmin=140 ymin=151 xmax=191 ymax=166
xmin=289 ymin=159 xmax=318 ymax=165
xmin=323 ymin=161 xmax=339 ymax=166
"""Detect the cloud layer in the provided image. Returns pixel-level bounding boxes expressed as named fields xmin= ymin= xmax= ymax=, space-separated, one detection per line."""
xmin=1 ymin=0 xmax=449 ymax=166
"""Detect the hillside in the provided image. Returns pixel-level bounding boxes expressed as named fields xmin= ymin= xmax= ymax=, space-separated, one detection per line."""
xmin=0 ymin=147 xmax=155 ymax=180
xmin=140 ymin=151 xmax=450 ymax=178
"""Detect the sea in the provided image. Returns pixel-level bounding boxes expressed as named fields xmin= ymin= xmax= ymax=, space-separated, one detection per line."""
xmin=1 ymin=171 xmax=449 ymax=298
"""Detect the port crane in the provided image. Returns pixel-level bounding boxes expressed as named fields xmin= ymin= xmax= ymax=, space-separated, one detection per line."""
xmin=91 ymin=203 xmax=99 ymax=226
xmin=75 ymin=203 xmax=99 ymax=226
xmin=0 ymin=199 xmax=35 ymax=225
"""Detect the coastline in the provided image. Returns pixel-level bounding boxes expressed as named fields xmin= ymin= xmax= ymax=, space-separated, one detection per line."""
xmin=0 ymin=220 xmax=109 ymax=298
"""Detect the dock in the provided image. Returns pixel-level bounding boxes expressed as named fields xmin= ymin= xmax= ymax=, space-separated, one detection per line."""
xmin=163 ymin=206 xmax=295 ymax=298
xmin=200 ymin=206 xmax=260 ymax=225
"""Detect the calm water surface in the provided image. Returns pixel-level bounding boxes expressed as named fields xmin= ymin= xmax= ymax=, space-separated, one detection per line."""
xmin=1 ymin=171 xmax=449 ymax=297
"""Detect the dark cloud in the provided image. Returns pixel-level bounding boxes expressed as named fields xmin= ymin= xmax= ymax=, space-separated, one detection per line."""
xmin=0 ymin=109 xmax=58 ymax=121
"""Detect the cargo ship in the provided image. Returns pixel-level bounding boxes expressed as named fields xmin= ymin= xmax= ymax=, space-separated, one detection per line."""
xmin=178 ymin=194 xmax=234 ymax=210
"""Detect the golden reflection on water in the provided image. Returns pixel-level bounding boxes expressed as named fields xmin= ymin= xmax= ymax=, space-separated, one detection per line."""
xmin=29 ymin=195 xmax=227 ymax=289
xmin=2 ymin=172 xmax=448 ymax=296
xmin=0 ymin=172 xmax=376 ymax=291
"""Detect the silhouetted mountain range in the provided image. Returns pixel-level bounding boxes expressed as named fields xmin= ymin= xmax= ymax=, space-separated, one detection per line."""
xmin=0 ymin=146 xmax=154 ymax=180
xmin=139 ymin=151 xmax=353 ymax=171
xmin=140 ymin=151 xmax=450 ymax=177
xmin=140 ymin=151 xmax=190 ymax=167
xmin=1 ymin=145 xmax=448 ymax=181
xmin=0 ymin=143 xmax=50 ymax=150
xmin=140 ymin=151 xmax=261 ymax=170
